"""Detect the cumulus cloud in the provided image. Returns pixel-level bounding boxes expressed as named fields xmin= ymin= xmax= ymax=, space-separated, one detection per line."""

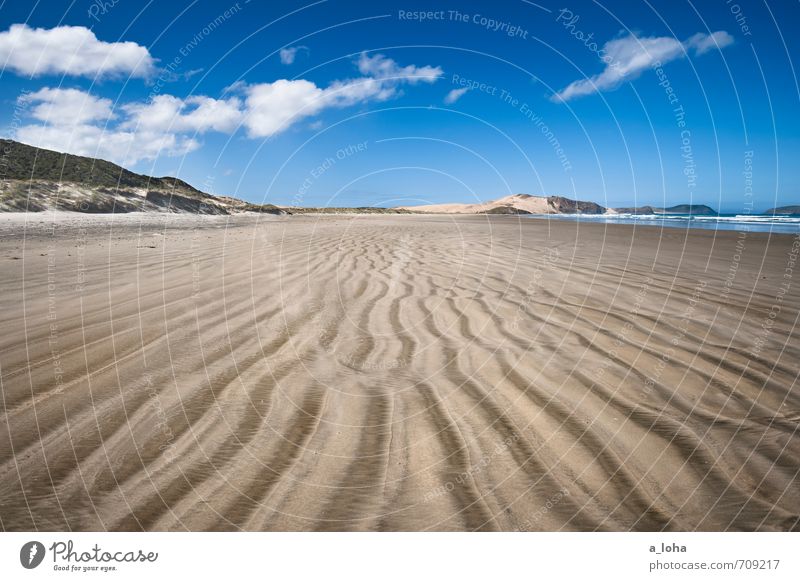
xmin=239 ymin=53 xmax=441 ymax=138
xmin=22 ymin=88 xmax=115 ymax=126
xmin=553 ymin=31 xmax=734 ymax=102
xmin=17 ymin=123 xmax=199 ymax=167
xmin=240 ymin=77 xmax=393 ymax=138
xmin=241 ymin=79 xmax=324 ymax=137
xmin=279 ymin=45 xmax=307 ymax=65
xmin=122 ymin=95 xmax=243 ymax=133
xmin=15 ymin=88 xmax=199 ymax=165
xmin=15 ymin=54 xmax=442 ymax=163
xmin=444 ymin=87 xmax=469 ymax=104
xmin=0 ymin=23 xmax=156 ymax=78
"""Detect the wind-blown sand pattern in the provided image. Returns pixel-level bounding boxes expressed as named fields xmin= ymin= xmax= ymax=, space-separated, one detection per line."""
xmin=1 ymin=213 xmax=798 ymax=531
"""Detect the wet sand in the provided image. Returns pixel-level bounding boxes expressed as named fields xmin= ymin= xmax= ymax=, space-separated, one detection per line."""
xmin=0 ymin=213 xmax=798 ymax=531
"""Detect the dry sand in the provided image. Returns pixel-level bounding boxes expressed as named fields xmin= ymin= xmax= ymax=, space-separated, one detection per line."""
xmin=0 ymin=212 xmax=798 ymax=531
xmin=397 ymin=193 xmax=553 ymax=213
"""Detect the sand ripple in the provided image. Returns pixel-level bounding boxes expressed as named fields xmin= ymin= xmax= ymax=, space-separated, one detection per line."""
xmin=1 ymin=214 xmax=798 ymax=530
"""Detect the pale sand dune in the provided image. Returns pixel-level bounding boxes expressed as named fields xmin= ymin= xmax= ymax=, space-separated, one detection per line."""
xmin=397 ymin=193 xmax=553 ymax=213
xmin=0 ymin=214 xmax=798 ymax=531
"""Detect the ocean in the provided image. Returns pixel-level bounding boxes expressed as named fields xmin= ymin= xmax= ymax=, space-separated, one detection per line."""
xmin=525 ymin=213 xmax=800 ymax=234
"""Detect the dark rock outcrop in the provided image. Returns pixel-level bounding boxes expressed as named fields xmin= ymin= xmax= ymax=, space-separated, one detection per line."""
xmin=612 ymin=204 xmax=718 ymax=215
xmin=547 ymin=196 xmax=605 ymax=214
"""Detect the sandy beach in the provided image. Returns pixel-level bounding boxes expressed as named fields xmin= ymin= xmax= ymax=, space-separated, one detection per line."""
xmin=0 ymin=213 xmax=798 ymax=531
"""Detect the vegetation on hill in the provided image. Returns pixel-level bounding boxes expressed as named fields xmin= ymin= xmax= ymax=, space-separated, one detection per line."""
xmin=613 ymin=204 xmax=718 ymax=215
xmin=482 ymin=205 xmax=532 ymax=214
xmin=0 ymin=139 xmax=284 ymax=215
xmin=286 ymin=206 xmax=411 ymax=214
xmin=764 ymin=205 xmax=800 ymax=215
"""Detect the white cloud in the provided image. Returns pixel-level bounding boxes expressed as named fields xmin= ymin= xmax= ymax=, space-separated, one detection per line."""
xmin=279 ymin=45 xmax=307 ymax=65
xmin=444 ymin=87 xmax=469 ymax=104
xmin=15 ymin=88 xmax=198 ymax=165
xmin=14 ymin=54 xmax=443 ymax=163
xmin=240 ymin=54 xmax=441 ymax=138
xmin=686 ymin=31 xmax=734 ymax=55
xmin=240 ymin=77 xmax=393 ymax=138
xmin=357 ymin=52 xmax=442 ymax=83
xmin=553 ymin=31 xmax=734 ymax=102
xmin=16 ymin=123 xmax=199 ymax=167
xmin=324 ymin=76 xmax=397 ymax=105
xmin=22 ymin=88 xmax=115 ymax=126
xmin=0 ymin=23 xmax=156 ymax=78
xmin=122 ymin=95 xmax=243 ymax=133
xmin=242 ymin=79 xmax=324 ymax=137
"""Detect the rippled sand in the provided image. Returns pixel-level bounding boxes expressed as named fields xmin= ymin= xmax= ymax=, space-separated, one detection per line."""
xmin=1 ymin=213 xmax=798 ymax=531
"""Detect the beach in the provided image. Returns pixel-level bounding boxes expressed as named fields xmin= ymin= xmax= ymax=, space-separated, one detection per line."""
xmin=0 ymin=213 xmax=798 ymax=531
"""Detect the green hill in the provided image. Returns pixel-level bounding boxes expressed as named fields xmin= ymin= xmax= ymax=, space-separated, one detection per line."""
xmin=0 ymin=139 xmax=284 ymax=215
xmin=764 ymin=205 xmax=800 ymax=216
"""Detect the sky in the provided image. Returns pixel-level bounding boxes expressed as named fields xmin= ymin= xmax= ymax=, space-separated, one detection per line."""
xmin=1 ymin=0 xmax=798 ymax=212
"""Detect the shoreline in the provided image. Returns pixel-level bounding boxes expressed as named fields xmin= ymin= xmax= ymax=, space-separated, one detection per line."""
xmin=2 ymin=209 xmax=798 ymax=235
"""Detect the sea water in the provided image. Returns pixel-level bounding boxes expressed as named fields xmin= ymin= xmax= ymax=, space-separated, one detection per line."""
xmin=525 ymin=213 xmax=800 ymax=234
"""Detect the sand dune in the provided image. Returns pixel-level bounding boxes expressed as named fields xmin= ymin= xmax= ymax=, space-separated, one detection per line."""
xmin=397 ymin=194 xmax=552 ymax=214
xmin=1 ymin=213 xmax=798 ymax=531
xmin=396 ymin=193 xmax=604 ymax=214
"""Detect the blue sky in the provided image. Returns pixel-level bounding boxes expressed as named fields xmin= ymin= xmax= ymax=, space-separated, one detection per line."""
xmin=1 ymin=0 xmax=798 ymax=212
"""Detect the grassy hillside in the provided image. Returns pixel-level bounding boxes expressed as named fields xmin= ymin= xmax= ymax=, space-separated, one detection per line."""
xmin=0 ymin=140 xmax=284 ymax=215
xmin=0 ymin=139 xmax=199 ymax=191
